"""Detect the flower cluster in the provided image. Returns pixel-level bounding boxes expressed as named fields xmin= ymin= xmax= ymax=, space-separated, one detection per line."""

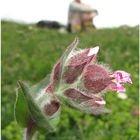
xmin=44 ymin=37 xmax=132 ymax=115
xmin=16 ymin=37 xmax=132 ymax=135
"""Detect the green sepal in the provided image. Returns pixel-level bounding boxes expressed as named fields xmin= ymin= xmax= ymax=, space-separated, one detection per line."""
xmin=15 ymin=75 xmax=61 ymax=134
xmin=14 ymin=86 xmax=31 ymax=127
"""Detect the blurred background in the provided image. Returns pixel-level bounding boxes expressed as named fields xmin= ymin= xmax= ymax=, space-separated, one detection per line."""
xmin=1 ymin=0 xmax=139 ymax=140
xmin=1 ymin=0 xmax=139 ymax=28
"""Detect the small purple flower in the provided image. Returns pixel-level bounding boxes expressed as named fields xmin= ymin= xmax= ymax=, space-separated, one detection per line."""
xmin=110 ymin=70 xmax=132 ymax=93
xmin=113 ymin=70 xmax=132 ymax=84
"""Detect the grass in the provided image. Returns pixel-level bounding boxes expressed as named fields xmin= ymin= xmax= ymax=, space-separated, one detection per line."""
xmin=1 ymin=20 xmax=139 ymax=140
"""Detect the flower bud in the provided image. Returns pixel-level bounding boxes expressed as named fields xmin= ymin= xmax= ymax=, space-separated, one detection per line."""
xmin=63 ymin=47 xmax=99 ymax=84
xmin=64 ymin=88 xmax=106 ymax=106
xmin=50 ymin=62 xmax=61 ymax=90
xmin=64 ymin=88 xmax=92 ymax=102
xmin=83 ymin=64 xmax=112 ymax=94
xmin=62 ymin=88 xmax=108 ymax=115
xmin=50 ymin=38 xmax=132 ymax=115
xmin=50 ymin=37 xmax=80 ymax=87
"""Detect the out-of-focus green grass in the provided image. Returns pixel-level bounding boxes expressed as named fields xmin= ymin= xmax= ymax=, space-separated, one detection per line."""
xmin=1 ymin=21 xmax=139 ymax=140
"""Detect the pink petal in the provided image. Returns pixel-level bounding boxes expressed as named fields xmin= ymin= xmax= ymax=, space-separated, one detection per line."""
xmin=116 ymin=86 xmax=126 ymax=93
xmin=114 ymin=70 xmax=132 ymax=84
xmin=111 ymin=83 xmax=126 ymax=93
xmin=123 ymin=76 xmax=132 ymax=84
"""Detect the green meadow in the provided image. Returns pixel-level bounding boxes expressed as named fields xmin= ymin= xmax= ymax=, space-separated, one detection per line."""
xmin=1 ymin=21 xmax=139 ymax=140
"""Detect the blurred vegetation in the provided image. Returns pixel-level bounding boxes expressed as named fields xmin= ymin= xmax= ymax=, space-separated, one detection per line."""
xmin=1 ymin=21 xmax=139 ymax=140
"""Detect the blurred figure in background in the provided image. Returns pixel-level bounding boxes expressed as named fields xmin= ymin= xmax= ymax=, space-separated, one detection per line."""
xmin=67 ymin=0 xmax=98 ymax=32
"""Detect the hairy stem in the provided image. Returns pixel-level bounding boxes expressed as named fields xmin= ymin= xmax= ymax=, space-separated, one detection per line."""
xmin=23 ymin=118 xmax=36 ymax=140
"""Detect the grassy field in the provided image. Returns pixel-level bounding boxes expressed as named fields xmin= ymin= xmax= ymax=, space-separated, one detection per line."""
xmin=1 ymin=21 xmax=139 ymax=140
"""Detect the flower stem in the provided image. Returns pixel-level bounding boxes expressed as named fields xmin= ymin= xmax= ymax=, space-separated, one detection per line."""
xmin=23 ymin=118 xmax=37 ymax=140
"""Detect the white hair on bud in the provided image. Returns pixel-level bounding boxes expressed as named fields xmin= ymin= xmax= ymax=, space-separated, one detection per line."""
xmin=96 ymin=62 xmax=113 ymax=74
xmin=65 ymin=49 xmax=85 ymax=64
xmin=35 ymin=88 xmax=46 ymax=101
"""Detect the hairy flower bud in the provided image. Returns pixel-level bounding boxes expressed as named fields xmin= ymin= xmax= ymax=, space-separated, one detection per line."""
xmin=64 ymin=88 xmax=106 ymax=106
xmin=63 ymin=47 xmax=99 ymax=83
xmin=52 ymin=38 xmax=131 ymax=115
xmin=64 ymin=88 xmax=92 ymax=102
xmin=48 ymin=37 xmax=132 ymax=115
xmin=50 ymin=61 xmax=61 ymax=90
xmin=83 ymin=64 xmax=112 ymax=94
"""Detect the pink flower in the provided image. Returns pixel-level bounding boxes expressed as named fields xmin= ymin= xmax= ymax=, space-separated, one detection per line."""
xmin=110 ymin=70 xmax=132 ymax=93
xmin=111 ymin=82 xmax=126 ymax=93
xmin=113 ymin=70 xmax=132 ymax=84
